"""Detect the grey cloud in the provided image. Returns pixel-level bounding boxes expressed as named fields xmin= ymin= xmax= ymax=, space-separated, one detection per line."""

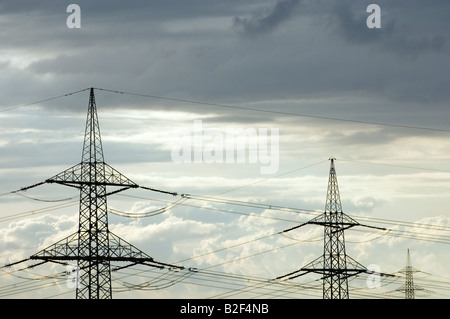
xmin=1 ymin=0 xmax=449 ymax=124
xmin=233 ymin=0 xmax=301 ymax=36
xmin=0 ymin=214 xmax=76 ymax=254
xmin=326 ymin=0 xmax=449 ymax=55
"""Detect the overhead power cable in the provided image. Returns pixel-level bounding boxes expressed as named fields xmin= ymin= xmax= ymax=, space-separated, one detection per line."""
xmin=0 ymin=88 xmax=90 ymax=113
xmin=93 ymin=87 xmax=450 ymax=133
xmin=3 ymin=87 xmax=449 ymax=134
xmin=339 ymin=159 xmax=450 ymax=174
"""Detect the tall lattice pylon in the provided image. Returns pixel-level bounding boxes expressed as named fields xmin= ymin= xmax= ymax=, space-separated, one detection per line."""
xmin=277 ymin=158 xmax=388 ymax=299
xmin=387 ymin=249 xmax=433 ymax=299
xmin=29 ymin=88 xmax=181 ymax=299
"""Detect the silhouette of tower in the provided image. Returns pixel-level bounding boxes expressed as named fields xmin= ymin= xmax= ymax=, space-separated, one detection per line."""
xmin=388 ymin=249 xmax=432 ymax=299
xmin=277 ymin=158 xmax=387 ymax=299
xmin=28 ymin=88 xmax=181 ymax=299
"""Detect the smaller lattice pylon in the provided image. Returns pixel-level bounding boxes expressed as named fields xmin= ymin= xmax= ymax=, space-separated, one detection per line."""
xmin=276 ymin=158 xmax=392 ymax=299
xmin=386 ymin=249 xmax=433 ymax=299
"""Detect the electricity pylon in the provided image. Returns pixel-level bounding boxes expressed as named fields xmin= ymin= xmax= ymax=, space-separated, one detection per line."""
xmin=277 ymin=158 xmax=389 ymax=299
xmin=25 ymin=88 xmax=182 ymax=299
xmin=387 ymin=249 xmax=433 ymax=299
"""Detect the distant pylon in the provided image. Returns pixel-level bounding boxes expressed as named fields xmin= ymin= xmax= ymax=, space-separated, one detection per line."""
xmin=403 ymin=249 xmax=417 ymax=299
xmin=27 ymin=88 xmax=182 ymax=299
xmin=387 ymin=249 xmax=433 ymax=299
xmin=277 ymin=158 xmax=390 ymax=299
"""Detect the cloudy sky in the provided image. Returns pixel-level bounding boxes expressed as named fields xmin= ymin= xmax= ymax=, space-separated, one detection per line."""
xmin=0 ymin=0 xmax=449 ymax=299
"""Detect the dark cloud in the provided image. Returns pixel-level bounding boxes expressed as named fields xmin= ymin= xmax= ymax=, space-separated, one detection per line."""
xmin=233 ymin=0 xmax=301 ymax=36
xmin=0 ymin=0 xmax=448 ymax=124
xmin=328 ymin=1 xmax=449 ymax=56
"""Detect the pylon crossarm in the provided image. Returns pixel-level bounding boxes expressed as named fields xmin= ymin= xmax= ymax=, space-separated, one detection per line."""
xmin=281 ymin=218 xmax=387 ymax=235
xmin=281 ymin=210 xmax=362 ymax=234
xmin=281 ymin=221 xmax=359 ymax=234
xmin=11 ymin=181 xmax=47 ymax=193
xmin=138 ymin=260 xmax=185 ymax=270
xmin=359 ymin=223 xmax=388 ymax=231
xmin=275 ymin=268 xmax=307 ymax=280
xmin=398 ymin=266 xmax=421 ymax=274
xmin=32 ymin=255 xmax=167 ymax=264
xmin=346 ymin=255 xmax=367 ymax=271
xmin=309 ymin=222 xmax=358 ymax=232
xmin=276 ymin=256 xmax=323 ymax=280
xmin=111 ymin=260 xmax=184 ymax=273
xmin=46 ymin=163 xmax=83 ymax=184
xmin=1 ymin=259 xmax=49 ymax=272
xmin=387 ymin=284 xmax=434 ymax=296
xmin=30 ymin=232 xmax=79 ymax=260
xmin=281 ymin=222 xmax=309 ymax=233
xmin=45 ymin=181 xmax=82 ymax=190
xmin=313 ymin=269 xmax=366 ymax=281
xmin=276 ymin=267 xmax=368 ymax=281
xmin=108 ymin=232 xmax=184 ymax=270
xmin=139 ymin=185 xmax=178 ymax=196
xmin=47 ymin=179 xmax=139 ymax=189
xmin=104 ymin=186 xmax=138 ymax=197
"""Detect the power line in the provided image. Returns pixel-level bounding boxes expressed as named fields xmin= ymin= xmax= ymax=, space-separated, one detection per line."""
xmin=93 ymin=87 xmax=450 ymax=133
xmin=116 ymin=192 xmax=450 ymax=242
xmin=0 ymin=88 xmax=90 ymax=113
xmin=340 ymin=159 xmax=450 ymax=174
xmin=0 ymin=201 xmax=78 ymax=223
xmin=2 ymin=86 xmax=449 ymax=134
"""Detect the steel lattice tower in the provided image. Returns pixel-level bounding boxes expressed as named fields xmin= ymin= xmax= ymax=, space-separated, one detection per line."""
xmin=402 ymin=249 xmax=417 ymax=299
xmin=29 ymin=88 xmax=181 ymax=299
xmin=277 ymin=158 xmax=387 ymax=299
xmin=388 ymin=249 xmax=432 ymax=299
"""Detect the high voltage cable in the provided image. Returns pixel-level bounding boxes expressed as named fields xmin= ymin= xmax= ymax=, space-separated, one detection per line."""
xmin=112 ymin=231 xmax=396 ymax=299
xmin=0 ymin=262 xmax=294 ymax=299
xmin=116 ymin=192 xmax=450 ymax=241
xmin=5 ymin=185 xmax=448 ymax=244
xmin=3 ymin=187 xmax=450 ymax=237
xmin=111 ymin=264 xmax=323 ymax=299
xmin=1 ymin=258 xmax=322 ymax=298
xmin=1 ymin=228 xmax=447 ymax=298
xmin=1 ymin=227 xmax=446 ymax=298
xmin=179 ymin=195 xmax=450 ymax=235
xmin=0 ymin=201 xmax=78 ymax=223
xmin=112 ymin=262 xmax=449 ymax=299
xmin=106 ymin=234 xmax=325 ymax=297
xmin=4 ymin=259 xmax=446 ymax=300
xmin=109 ymin=197 xmax=187 ymax=218
xmin=13 ymin=192 xmax=77 ymax=203
xmin=110 ymin=230 xmax=391 ymax=297
xmin=1 ymin=186 xmax=449 ymax=291
xmin=2 ymin=87 xmax=449 ymax=133
xmin=110 ymin=263 xmax=396 ymax=300
xmin=0 ymin=260 xmax=66 ymax=298
xmin=93 ymin=87 xmax=450 ymax=133
xmin=340 ymin=159 xmax=450 ymax=174
xmin=0 ymin=88 xmax=90 ymax=113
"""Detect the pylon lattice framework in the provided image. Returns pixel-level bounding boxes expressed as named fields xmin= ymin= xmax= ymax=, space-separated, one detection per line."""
xmin=387 ymin=249 xmax=433 ymax=299
xmin=277 ymin=158 xmax=388 ymax=299
xmin=29 ymin=88 xmax=182 ymax=299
